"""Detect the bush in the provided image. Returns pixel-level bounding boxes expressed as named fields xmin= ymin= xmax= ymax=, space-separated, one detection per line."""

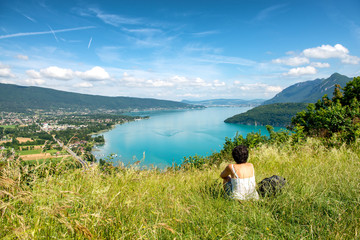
xmin=181 ymin=155 xmax=207 ymax=169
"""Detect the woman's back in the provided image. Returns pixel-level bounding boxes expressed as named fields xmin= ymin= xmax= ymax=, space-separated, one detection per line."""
xmin=230 ymin=163 xmax=254 ymax=179
xmin=230 ymin=163 xmax=259 ymax=200
xmin=220 ymin=145 xmax=259 ymax=201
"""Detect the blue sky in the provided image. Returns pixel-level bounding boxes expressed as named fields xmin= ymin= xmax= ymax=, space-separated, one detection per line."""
xmin=0 ymin=0 xmax=359 ymax=100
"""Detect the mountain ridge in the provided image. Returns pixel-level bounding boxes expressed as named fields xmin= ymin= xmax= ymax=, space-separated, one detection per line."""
xmin=224 ymin=73 xmax=354 ymax=126
xmin=0 ymin=83 xmax=197 ymax=112
xmin=263 ymin=73 xmax=352 ymax=105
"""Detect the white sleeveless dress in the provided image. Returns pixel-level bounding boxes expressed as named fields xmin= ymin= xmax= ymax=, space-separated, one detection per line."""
xmin=230 ymin=164 xmax=259 ymax=200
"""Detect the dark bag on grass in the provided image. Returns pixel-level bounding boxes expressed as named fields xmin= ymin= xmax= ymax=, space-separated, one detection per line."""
xmin=258 ymin=175 xmax=286 ymax=197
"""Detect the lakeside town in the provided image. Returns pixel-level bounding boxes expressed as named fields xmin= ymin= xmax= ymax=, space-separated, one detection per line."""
xmin=0 ymin=111 xmax=144 ymax=167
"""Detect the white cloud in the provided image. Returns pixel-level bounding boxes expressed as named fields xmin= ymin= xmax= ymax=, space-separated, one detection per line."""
xmin=123 ymin=28 xmax=163 ymax=35
xmin=88 ymin=8 xmax=141 ymax=26
xmin=272 ymin=56 xmax=310 ymax=66
xmin=213 ymin=80 xmax=226 ymax=87
xmin=182 ymin=77 xmax=226 ymax=88
xmin=146 ymin=80 xmax=174 ymax=87
xmin=302 ymin=44 xmax=359 ymax=64
xmin=0 ymin=79 xmax=15 ymax=84
xmin=15 ymin=54 xmax=29 ymax=60
xmin=192 ymin=30 xmax=219 ymax=37
xmin=274 ymin=44 xmax=359 ymax=76
xmin=311 ymin=62 xmax=330 ymax=68
xmin=120 ymin=72 xmax=146 ymax=87
xmin=25 ymin=69 xmax=46 ymax=85
xmin=233 ymin=82 xmax=283 ymax=94
xmin=284 ymin=66 xmax=317 ymax=76
xmin=183 ymin=44 xmax=222 ymax=54
xmin=74 ymin=82 xmax=93 ymax=88
xmin=26 ymin=69 xmax=42 ymax=78
xmin=118 ymin=72 xmax=226 ymax=90
xmin=88 ymin=37 xmax=92 ymax=49
xmin=26 ymin=66 xmax=110 ymax=82
xmin=0 ymin=26 xmax=95 ymax=40
xmin=303 ymin=44 xmax=348 ymax=59
xmin=200 ymin=54 xmax=256 ymax=66
xmin=0 ymin=68 xmax=15 ymax=78
xmin=0 ymin=63 xmax=15 ymax=78
xmin=341 ymin=55 xmax=360 ymax=64
xmin=192 ymin=77 xmax=210 ymax=87
xmin=25 ymin=78 xmax=45 ymax=85
xmin=122 ymin=72 xmax=142 ymax=82
xmin=40 ymin=66 xmax=74 ymax=80
xmin=171 ymin=75 xmax=188 ymax=83
xmin=254 ymin=4 xmax=287 ymax=22
xmin=76 ymin=66 xmax=110 ymax=81
xmin=266 ymin=85 xmax=283 ymax=92
xmin=177 ymin=93 xmax=202 ymax=98
xmin=20 ymin=13 xmax=37 ymax=23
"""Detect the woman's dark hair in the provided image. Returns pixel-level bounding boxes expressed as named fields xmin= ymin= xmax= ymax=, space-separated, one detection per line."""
xmin=232 ymin=145 xmax=249 ymax=164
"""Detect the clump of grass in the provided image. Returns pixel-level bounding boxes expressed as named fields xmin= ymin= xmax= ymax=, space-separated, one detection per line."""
xmin=1 ymin=139 xmax=359 ymax=239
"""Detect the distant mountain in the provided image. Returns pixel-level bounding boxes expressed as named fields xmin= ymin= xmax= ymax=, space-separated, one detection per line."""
xmin=0 ymin=83 xmax=198 ymax=113
xmin=224 ymin=73 xmax=354 ymax=127
xmin=224 ymin=103 xmax=308 ymax=127
xmin=182 ymin=99 xmax=265 ymax=107
xmin=263 ymin=73 xmax=352 ymax=105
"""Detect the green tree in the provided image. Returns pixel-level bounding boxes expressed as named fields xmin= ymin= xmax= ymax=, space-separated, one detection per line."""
xmin=342 ymin=76 xmax=360 ymax=105
xmin=94 ymin=135 xmax=105 ymax=143
xmin=291 ymin=76 xmax=360 ymax=142
xmin=332 ymin=84 xmax=343 ymax=103
xmin=0 ymin=126 xmax=3 ymax=139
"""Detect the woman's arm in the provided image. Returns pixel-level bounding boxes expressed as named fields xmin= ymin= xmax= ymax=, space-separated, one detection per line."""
xmin=220 ymin=164 xmax=231 ymax=179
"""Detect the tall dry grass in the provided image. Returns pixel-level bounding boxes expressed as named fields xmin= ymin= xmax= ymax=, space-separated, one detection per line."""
xmin=1 ymin=138 xmax=359 ymax=239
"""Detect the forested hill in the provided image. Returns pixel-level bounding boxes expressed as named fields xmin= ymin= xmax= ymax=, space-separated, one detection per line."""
xmin=263 ymin=73 xmax=352 ymax=105
xmin=224 ymin=103 xmax=308 ymax=127
xmin=0 ymin=83 xmax=197 ymax=112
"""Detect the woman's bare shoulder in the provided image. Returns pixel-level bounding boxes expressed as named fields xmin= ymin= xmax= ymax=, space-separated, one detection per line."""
xmin=246 ymin=163 xmax=255 ymax=169
xmin=219 ymin=163 xmax=230 ymax=168
xmin=234 ymin=162 xmax=253 ymax=169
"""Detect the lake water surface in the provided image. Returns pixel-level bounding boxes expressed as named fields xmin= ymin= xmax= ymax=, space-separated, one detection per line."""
xmin=93 ymin=107 xmax=272 ymax=168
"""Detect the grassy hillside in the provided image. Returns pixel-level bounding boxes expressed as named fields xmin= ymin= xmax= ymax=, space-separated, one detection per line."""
xmin=0 ymin=83 xmax=195 ymax=112
xmin=1 ymin=138 xmax=359 ymax=239
xmin=224 ymin=103 xmax=308 ymax=127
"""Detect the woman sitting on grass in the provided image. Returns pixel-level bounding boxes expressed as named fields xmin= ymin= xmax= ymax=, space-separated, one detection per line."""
xmin=220 ymin=145 xmax=259 ymax=200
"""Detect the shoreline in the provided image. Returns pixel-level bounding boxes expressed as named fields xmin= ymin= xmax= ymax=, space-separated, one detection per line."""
xmin=89 ymin=117 xmax=148 ymax=136
xmin=89 ymin=124 xmax=116 ymax=136
xmin=90 ymin=117 xmax=150 ymax=157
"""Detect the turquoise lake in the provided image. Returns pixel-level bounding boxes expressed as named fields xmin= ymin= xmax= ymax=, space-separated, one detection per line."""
xmin=92 ymin=107 xmax=275 ymax=168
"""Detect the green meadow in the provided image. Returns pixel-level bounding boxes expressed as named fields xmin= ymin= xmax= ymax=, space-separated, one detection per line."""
xmin=0 ymin=125 xmax=16 ymax=129
xmin=21 ymin=157 xmax=72 ymax=166
xmin=1 ymin=138 xmax=359 ymax=239
xmin=19 ymin=149 xmax=42 ymax=155
xmin=19 ymin=148 xmax=67 ymax=156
